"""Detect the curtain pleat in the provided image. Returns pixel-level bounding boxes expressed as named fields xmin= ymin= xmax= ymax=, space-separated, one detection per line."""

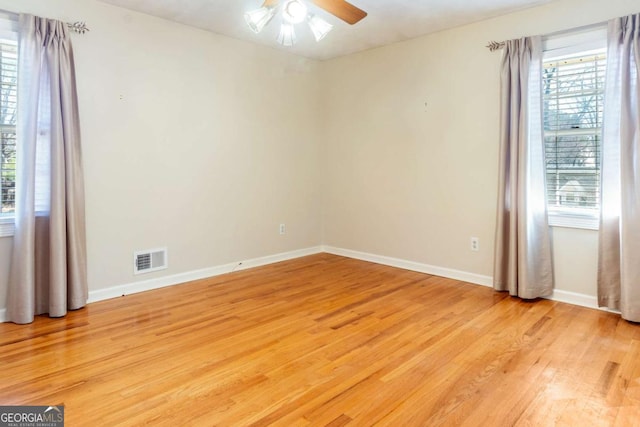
xmin=6 ymin=14 xmax=87 ymax=324
xmin=493 ymin=36 xmax=554 ymax=299
xmin=598 ymin=14 xmax=640 ymax=322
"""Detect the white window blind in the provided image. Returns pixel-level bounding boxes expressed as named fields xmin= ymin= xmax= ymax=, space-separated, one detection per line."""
xmin=0 ymin=36 xmax=17 ymax=218
xmin=542 ymin=49 xmax=606 ymax=227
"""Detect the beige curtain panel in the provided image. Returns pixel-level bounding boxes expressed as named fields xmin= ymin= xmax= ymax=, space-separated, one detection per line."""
xmin=598 ymin=14 xmax=640 ymax=322
xmin=493 ymin=36 xmax=554 ymax=299
xmin=7 ymin=14 xmax=87 ymax=324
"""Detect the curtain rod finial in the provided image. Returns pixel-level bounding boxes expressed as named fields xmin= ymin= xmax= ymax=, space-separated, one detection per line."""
xmin=67 ymin=21 xmax=89 ymax=34
xmin=486 ymin=41 xmax=504 ymax=52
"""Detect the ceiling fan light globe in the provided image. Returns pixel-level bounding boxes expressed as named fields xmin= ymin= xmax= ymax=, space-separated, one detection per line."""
xmin=244 ymin=6 xmax=276 ymax=34
xmin=307 ymin=14 xmax=333 ymax=42
xmin=277 ymin=22 xmax=297 ymax=46
xmin=282 ymin=0 xmax=308 ymax=24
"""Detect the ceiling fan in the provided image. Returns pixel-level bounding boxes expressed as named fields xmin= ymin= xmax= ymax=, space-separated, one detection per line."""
xmin=245 ymin=0 xmax=367 ymax=46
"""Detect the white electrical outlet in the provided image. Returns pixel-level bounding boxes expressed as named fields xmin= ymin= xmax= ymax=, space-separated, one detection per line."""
xmin=471 ymin=237 xmax=480 ymax=252
xmin=279 ymin=224 xmax=286 ymax=235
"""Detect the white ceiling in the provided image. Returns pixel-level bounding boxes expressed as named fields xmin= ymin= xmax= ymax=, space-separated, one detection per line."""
xmin=96 ymin=0 xmax=556 ymax=60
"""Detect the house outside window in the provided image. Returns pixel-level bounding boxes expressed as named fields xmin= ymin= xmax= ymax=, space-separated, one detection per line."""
xmin=542 ymin=28 xmax=606 ymax=229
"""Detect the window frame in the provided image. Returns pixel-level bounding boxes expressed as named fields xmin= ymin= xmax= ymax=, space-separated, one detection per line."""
xmin=0 ymin=13 xmax=17 ymax=238
xmin=542 ymin=26 xmax=607 ymax=231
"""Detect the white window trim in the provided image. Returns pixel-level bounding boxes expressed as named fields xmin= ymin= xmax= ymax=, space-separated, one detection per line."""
xmin=548 ymin=209 xmax=599 ymax=230
xmin=543 ymin=25 xmax=607 ymax=58
xmin=0 ymin=215 xmax=14 ymax=237
xmin=543 ymin=25 xmax=607 ymax=231
xmin=0 ymin=12 xmax=18 ymax=39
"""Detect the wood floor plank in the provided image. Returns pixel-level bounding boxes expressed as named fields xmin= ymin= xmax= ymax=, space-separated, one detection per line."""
xmin=0 ymin=253 xmax=638 ymax=426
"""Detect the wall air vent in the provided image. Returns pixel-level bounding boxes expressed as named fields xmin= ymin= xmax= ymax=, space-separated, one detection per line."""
xmin=134 ymin=247 xmax=168 ymax=275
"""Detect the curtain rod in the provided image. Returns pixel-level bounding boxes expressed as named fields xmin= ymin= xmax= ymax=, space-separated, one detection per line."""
xmin=0 ymin=8 xmax=89 ymax=34
xmin=485 ymin=21 xmax=606 ymax=51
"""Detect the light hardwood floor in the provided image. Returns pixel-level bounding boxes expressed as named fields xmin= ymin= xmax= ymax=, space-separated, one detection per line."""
xmin=1 ymin=253 xmax=639 ymax=426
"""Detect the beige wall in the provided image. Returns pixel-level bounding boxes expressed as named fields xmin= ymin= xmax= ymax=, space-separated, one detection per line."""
xmin=1 ymin=0 xmax=638 ymax=314
xmin=0 ymin=0 xmax=323 ymax=310
xmin=320 ymin=0 xmax=640 ymax=297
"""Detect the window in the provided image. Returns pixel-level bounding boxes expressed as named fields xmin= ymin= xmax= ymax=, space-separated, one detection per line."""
xmin=0 ymin=39 xmax=17 ymax=213
xmin=0 ymin=15 xmax=16 ymax=237
xmin=542 ymin=29 xmax=606 ymax=229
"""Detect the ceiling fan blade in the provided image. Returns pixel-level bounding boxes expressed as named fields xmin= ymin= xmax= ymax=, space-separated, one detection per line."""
xmin=262 ymin=0 xmax=278 ymax=7
xmin=311 ymin=0 xmax=367 ymax=25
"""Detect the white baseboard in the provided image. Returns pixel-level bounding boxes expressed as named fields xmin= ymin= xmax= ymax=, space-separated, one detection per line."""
xmin=321 ymin=245 xmax=613 ymax=313
xmin=0 ymin=246 xmax=322 ymax=323
xmin=87 ymin=246 xmax=323 ymax=304
xmin=322 ymin=245 xmax=493 ymax=287
xmin=86 ymin=246 xmax=623 ymax=315
xmin=0 ymin=244 xmax=614 ymax=323
xmin=549 ymin=289 xmax=599 ymax=310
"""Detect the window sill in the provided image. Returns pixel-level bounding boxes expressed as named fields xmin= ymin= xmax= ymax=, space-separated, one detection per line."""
xmin=549 ymin=212 xmax=599 ymax=230
xmin=0 ymin=216 xmax=15 ymax=237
